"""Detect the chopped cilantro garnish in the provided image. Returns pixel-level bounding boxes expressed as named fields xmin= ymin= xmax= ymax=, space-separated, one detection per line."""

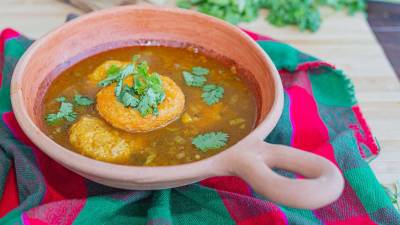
xmin=45 ymin=100 xmax=77 ymax=125
xmin=74 ymin=94 xmax=94 ymax=106
xmin=201 ymin=84 xmax=224 ymax=105
xmin=192 ymin=66 xmax=209 ymax=76
xmin=192 ymin=132 xmax=229 ymax=152
xmin=182 ymin=66 xmax=225 ymax=105
xmin=55 ymin=96 xmax=66 ymax=102
xmin=182 ymin=66 xmax=209 ymax=87
xmin=97 ymin=56 xmax=166 ymax=117
xmin=98 ymin=65 xmax=122 ymax=87
xmin=183 ymin=71 xmax=207 ymax=87
xmin=108 ymin=64 xmax=121 ymax=75
xmin=121 ymin=91 xmax=139 ymax=107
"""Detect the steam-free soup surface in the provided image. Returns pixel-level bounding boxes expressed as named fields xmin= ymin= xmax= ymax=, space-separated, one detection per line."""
xmin=43 ymin=46 xmax=257 ymax=166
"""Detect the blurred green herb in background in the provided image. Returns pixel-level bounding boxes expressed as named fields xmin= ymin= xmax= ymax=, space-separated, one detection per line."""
xmin=176 ymin=0 xmax=366 ymax=32
xmin=382 ymin=180 xmax=400 ymax=211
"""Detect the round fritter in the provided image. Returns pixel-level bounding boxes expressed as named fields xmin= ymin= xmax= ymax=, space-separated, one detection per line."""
xmin=88 ymin=60 xmax=128 ymax=83
xmin=96 ymin=75 xmax=185 ymax=133
xmin=69 ymin=116 xmax=144 ymax=163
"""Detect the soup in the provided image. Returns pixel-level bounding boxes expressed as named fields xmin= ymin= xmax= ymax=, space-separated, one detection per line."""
xmin=42 ymin=45 xmax=257 ymax=166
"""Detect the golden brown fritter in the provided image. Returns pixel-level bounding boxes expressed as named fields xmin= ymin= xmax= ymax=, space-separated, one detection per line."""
xmin=96 ymin=75 xmax=185 ymax=133
xmin=69 ymin=116 xmax=144 ymax=163
xmin=88 ymin=60 xmax=128 ymax=83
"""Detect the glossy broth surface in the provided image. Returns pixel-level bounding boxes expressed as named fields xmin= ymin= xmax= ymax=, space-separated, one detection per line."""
xmin=43 ymin=46 xmax=257 ymax=166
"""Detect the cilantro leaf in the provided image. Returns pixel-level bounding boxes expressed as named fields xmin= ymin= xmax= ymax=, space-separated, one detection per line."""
xmin=107 ymin=64 xmax=121 ymax=76
xmin=115 ymin=64 xmax=135 ymax=97
xmin=192 ymin=66 xmax=209 ymax=76
xmin=45 ymin=101 xmax=77 ymax=125
xmin=58 ymin=102 xmax=77 ymax=121
xmin=182 ymin=66 xmax=210 ymax=87
xmin=98 ymin=65 xmax=122 ymax=87
xmin=98 ymin=73 xmax=120 ymax=87
xmin=115 ymin=79 xmax=124 ymax=97
xmin=183 ymin=71 xmax=207 ymax=87
xmin=55 ymin=96 xmax=66 ymax=102
xmin=45 ymin=113 xmax=62 ymax=124
xmin=192 ymin=132 xmax=229 ymax=152
xmin=137 ymin=95 xmax=152 ymax=117
xmin=74 ymin=94 xmax=94 ymax=106
xmin=121 ymin=92 xmax=139 ymax=107
xmin=121 ymin=64 xmax=135 ymax=77
xmin=201 ymin=84 xmax=224 ymax=105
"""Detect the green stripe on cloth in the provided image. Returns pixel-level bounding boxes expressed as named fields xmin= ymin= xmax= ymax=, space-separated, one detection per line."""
xmin=345 ymin=166 xmax=393 ymax=214
xmin=281 ymin=207 xmax=322 ymax=225
xmin=171 ymin=186 xmax=235 ymax=225
xmin=73 ymin=191 xmax=151 ymax=225
xmin=257 ymin=41 xmax=317 ymax=71
xmin=265 ymin=92 xmax=292 ymax=146
xmin=309 ymin=68 xmax=357 ymax=107
xmin=0 ymin=37 xmax=32 ymax=113
xmin=147 ymin=190 xmax=172 ymax=224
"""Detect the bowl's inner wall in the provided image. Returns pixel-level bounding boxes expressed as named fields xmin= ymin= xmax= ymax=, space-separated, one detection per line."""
xmin=19 ymin=7 xmax=275 ymax=130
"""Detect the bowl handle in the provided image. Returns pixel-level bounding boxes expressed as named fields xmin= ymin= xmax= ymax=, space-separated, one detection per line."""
xmin=227 ymin=140 xmax=344 ymax=209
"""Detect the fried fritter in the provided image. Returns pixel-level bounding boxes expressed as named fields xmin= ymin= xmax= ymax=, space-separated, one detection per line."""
xmin=96 ymin=75 xmax=185 ymax=133
xmin=69 ymin=116 xmax=144 ymax=163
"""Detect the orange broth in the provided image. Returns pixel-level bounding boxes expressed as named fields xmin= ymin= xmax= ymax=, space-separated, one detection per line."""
xmin=42 ymin=46 xmax=257 ymax=166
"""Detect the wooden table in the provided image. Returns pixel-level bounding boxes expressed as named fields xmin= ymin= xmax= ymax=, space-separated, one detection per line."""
xmin=1 ymin=0 xmax=399 ymax=186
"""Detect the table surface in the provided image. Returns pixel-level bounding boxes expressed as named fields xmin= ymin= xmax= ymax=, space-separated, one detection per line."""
xmin=1 ymin=0 xmax=399 ymax=186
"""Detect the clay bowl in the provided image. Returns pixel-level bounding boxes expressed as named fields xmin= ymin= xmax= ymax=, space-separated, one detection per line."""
xmin=11 ymin=6 xmax=344 ymax=209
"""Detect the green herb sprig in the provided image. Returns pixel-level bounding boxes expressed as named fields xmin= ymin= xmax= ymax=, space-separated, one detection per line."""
xmin=176 ymin=0 xmax=365 ymax=32
xmin=45 ymin=97 xmax=77 ymax=125
xmin=182 ymin=66 xmax=224 ymax=105
xmin=202 ymin=84 xmax=224 ymax=105
xmin=183 ymin=67 xmax=209 ymax=87
xmin=74 ymin=94 xmax=94 ymax=106
xmin=98 ymin=56 xmax=166 ymax=117
xmin=192 ymin=131 xmax=229 ymax=151
xmin=382 ymin=180 xmax=400 ymax=211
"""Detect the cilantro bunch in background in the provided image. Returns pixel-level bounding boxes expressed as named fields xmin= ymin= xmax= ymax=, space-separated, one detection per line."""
xmin=176 ymin=0 xmax=366 ymax=32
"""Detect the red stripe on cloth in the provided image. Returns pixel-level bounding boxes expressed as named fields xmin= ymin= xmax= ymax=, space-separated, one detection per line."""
xmin=201 ymin=177 xmax=287 ymax=224
xmin=2 ymin=112 xmax=87 ymax=205
xmin=238 ymin=211 xmax=287 ymax=225
xmin=25 ymin=199 xmax=86 ymax=225
xmin=288 ymin=83 xmax=376 ymax=224
xmin=241 ymin=29 xmax=273 ymax=41
xmin=0 ymin=163 xmax=19 ymax=217
xmin=201 ymin=176 xmax=252 ymax=196
xmin=314 ymin=179 xmax=372 ymax=223
xmin=36 ymin=152 xmax=88 ymax=203
xmin=24 ymin=218 xmax=48 ymax=225
xmin=325 ymin=215 xmax=378 ymax=225
xmin=22 ymin=213 xmax=50 ymax=225
xmin=2 ymin=112 xmax=35 ymax=146
xmin=351 ymin=106 xmax=379 ymax=156
xmin=296 ymin=61 xmax=334 ymax=72
xmin=0 ymin=28 xmax=20 ymax=88
xmin=288 ymin=85 xmax=337 ymax=165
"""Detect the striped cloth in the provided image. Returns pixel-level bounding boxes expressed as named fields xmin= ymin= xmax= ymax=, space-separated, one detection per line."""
xmin=0 ymin=28 xmax=399 ymax=225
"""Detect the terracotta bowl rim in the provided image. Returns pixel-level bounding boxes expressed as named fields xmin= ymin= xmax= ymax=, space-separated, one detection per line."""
xmin=10 ymin=5 xmax=284 ymax=181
